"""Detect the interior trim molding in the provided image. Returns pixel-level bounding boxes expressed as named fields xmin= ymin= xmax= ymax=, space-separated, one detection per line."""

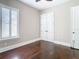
xmin=53 ymin=41 xmax=71 ymax=47
xmin=0 ymin=38 xmax=71 ymax=53
xmin=0 ymin=38 xmax=40 ymax=53
xmin=40 ymin=37 xmax=71 ymax=47
xmin=43 ymin=39 xmax=71 ymax=47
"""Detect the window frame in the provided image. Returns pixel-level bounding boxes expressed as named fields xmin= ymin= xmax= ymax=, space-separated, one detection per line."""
xmin=0 ymin=3 xmax=19 ymax=40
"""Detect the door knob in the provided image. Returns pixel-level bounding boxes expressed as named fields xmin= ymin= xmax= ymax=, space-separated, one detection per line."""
xmin=73 ymin=32 xmax=75 ymax=34
xmin=45 ymin=30 xmax=48 ymax=32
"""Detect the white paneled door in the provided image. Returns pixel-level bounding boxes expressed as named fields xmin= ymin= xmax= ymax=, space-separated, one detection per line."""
xmin=41 ymin=12 xmax=54 ymax=42
xmin=72 ymin=6 xmax=79 ymax=49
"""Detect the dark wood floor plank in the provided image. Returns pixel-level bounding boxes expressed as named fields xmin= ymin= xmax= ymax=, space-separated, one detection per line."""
xmin=0 ymin=40 xmax=79 ymax=59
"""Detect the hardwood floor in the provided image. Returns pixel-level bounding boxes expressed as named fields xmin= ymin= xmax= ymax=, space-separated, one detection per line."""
xmin=0 ymin=40 xmax=79 ymax=59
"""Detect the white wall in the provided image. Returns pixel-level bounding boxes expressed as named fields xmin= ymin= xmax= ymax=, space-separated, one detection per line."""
xmin=0 ymin=0 xmax=40 ymax=48
xmin=40 ymin=0 xmax=79 ymax=46
xmin=0 ymin=9 xmax=1 ymax=38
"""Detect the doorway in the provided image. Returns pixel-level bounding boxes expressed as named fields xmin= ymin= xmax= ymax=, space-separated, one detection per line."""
xmin=40 ymin=12 xmax=54 ymax=42
xmin=71 ymin=6 xmax=79 ymax=49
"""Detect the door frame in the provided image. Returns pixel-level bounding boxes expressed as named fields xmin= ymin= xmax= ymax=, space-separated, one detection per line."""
xmin=40 ymin=12 xmax=55 ymax=42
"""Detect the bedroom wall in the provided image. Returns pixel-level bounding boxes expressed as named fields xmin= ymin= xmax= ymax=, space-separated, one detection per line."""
xmin=0 ymin=0 xmax=40 ymax=48
xmin=40 ymin=0 xmax=79 ymax=46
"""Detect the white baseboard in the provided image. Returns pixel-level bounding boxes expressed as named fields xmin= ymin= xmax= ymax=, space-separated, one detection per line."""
xmin=43 ymin=39 xmax=71 ymax=47
xmin=52 ymin=41 xmax=71 ymax=47
xmin=0 ymin=38 xmax=40 ymax=53
xmin=0 ymin=38 xmax=71 ymax=53
xmin=40 ymin=37 xmax=71 ymax=47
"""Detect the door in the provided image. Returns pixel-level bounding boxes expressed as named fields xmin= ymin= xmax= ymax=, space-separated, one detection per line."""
xmin=41 ymin=12 xmax=54 ymax=42
xmin=41 ymin=13 xmax=48 ymax=40
xmin=72 ymin=6 xmax=79 ymax=49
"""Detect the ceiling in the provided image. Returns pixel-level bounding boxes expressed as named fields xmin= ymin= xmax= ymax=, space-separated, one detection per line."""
xmin=19 ymin=0 xmax=70 ymax=10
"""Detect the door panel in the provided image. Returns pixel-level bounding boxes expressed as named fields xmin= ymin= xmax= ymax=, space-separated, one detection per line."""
xmin=41 ymin=14 xmax=48 ymax=40
xmin=41 ymin=12 xmax=54 ymax=41
xmin=46 ymin=13 xmax=54 ymax=42
xmin=72 ymin=6 xmax=79 ymax=49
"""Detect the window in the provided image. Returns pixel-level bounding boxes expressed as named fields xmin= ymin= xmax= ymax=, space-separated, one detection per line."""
xmin=0 ymin=4 xmax=19 ymax=40
xmin=2 ymin=8 xmax=10 ymax=38
xmin=11 ymin=10 xmax=18 ymax=37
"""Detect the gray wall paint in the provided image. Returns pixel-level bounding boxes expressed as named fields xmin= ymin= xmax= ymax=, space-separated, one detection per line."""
xmin=0 ymin=0 xmax=40 ymax=48
xmin=54 ymin=0 xmax=79 ymax=45
xmin=40 ymin=0 xmax=79 ymax=45
xmin=0 ymin=8 xmax=1 ymax=38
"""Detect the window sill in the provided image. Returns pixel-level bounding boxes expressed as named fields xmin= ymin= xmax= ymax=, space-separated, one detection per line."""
xmin=0 ymin=36 xmax=19 ymax=41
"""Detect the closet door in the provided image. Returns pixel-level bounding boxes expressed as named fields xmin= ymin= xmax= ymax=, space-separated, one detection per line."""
xmin=72 ymin=6 xmax=79 ymax=49
xmin=46 ymin=13 xmax=54 ymax=42
xmin=41 ymin=12 xmax=54 ymax=41
xmin=41 ymin=13 xmax=48 ymax=40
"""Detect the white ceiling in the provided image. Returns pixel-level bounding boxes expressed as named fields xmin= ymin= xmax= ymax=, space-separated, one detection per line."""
xmin=19 ymin=0 xmax=70 ymax=10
